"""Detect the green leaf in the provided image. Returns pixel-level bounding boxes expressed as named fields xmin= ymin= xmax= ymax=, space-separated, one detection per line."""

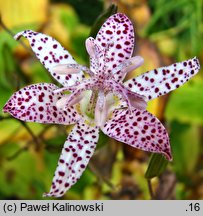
xmin=0 ymin=143 xmax=41 ymax=199
xmin=71 ymin=25 xmax=90 ymax=63
xmin=96 ymin=130 xmax=109 ymax=149
xmin=170 ymin=121 xmax=200 ymax=175
xmin=69 ymin=168 xmax=95 ymax=195
xmin=0 ymin=43 xmax=30 ymax=89
xmin=66 ymin=0 xmax=104 ymax=26
xmin=89 ymin=4 xmax=118 ymax=38
xmin=31 ymin=61 xmax=52 ymax=83
xmin=59 ymin=4 xmax=79 ymax=32
xmin=165 ymin=79 xmax=203 ymax=125
xmin=145 ymin=153 xmax=168 ymax=179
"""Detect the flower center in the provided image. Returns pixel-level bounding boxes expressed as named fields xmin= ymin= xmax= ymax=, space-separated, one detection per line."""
xmin=53 ymin=37 xmax=147 ymax=127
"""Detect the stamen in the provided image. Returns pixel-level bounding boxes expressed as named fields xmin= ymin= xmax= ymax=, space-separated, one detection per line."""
xmin=53 ymin=86 xmax=76 ymax=94
xmin=65 ymin=92 xmax=85 ymax=107
xmin=85 ymin=37 xmax=102 ymax=59
xmin=56 ymin=91 xmax=85 ymax=110
xmin=105 ymin=79 xmax=146 ymax=114
xmin=85 ymin=37 xmax=104 ymax=74
xmin=112 ymin=56 xmax=144 ymax=81
xmin=127 ymin=92 xmax=147 ymax=110
xmin=124 ymin=56 xmax=144 ymax=73
xmin=56 ymin=80 xmax=96 ymax=110
xmin=105 ymin=79 xmax=133 ymax=112
xmin=54 ymin=79 xmax=96 ymax=94
xmin=53 ymin=64 xmax=94 ymax=76
xmin=119 ymin=89 xmax=134 ymax=115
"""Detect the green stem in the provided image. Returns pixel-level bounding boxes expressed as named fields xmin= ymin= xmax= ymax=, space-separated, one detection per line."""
xmin=19 ymin=121 xmax=41 ymax=151
xmin=147 ymin=179 xmax=155 ymax=200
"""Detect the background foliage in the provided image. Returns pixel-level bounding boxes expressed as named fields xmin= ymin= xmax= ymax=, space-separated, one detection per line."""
xmin=0 ymin=0 xmax=203 ymax=200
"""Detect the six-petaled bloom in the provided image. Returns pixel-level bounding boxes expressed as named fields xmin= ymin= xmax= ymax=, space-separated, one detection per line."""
xmin=3 ymin=13 xmax=200 ymax=197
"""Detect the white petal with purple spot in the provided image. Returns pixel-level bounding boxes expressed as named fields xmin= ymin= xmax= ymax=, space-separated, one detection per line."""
xmin=95 ymin=13 xmax=134 ymax=78
xmin=44 ymin=120 xmax=99 ymax=197
xmin=3 ymin=83 xmax=81 ymax=124
xmin=102 ymin=108 xmax=172 ymax=160
xmin=14 ymin=30 xmax=85 ymax=86
xmin=124 ymin=57 xmax=200 ymax=101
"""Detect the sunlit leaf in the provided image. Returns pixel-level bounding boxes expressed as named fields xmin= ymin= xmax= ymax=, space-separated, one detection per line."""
xmin=0 ymin=143 xmax=44 ymax=199
xmin=0 ymin=0 xmax=48 ymax=29
xmin=170 ymin=121 xmax=200 ymax=175
xmin=165 ymin=79 xmax=203 ymax=125
xmin=43 ymin=4 xmax=79 ymax=48
xmin=0 ymin=120 xmax=20 ymax=144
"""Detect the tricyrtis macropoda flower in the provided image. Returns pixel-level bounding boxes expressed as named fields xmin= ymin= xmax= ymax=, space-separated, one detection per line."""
xmin=3 ymin=13 xmax=200 ymax=197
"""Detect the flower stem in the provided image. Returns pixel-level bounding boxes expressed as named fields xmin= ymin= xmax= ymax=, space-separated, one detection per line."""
xmin=147 ymin=179 xmax=155 ymax=200
xmin=7 ymin=146 xmax=28 ymax=161
xmin=0 ymin=16 xmax=33 ymax=55
xmin=19 ymin=121 xmax=41 ymax=151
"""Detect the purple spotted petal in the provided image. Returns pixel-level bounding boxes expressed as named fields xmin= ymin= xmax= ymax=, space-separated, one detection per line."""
xmin=44 ymin=121 xmax=99 ymax=197
xmin=14 ymin=30 xmax=85 ymax=87
xmin=102 ymin=109 xmax=172 ymax=160
xmin=95 ymin=13 xmax=134 ymax=77
xmin=124 ymin=57 xmax=200 ymax=101
xmin=3 ymin=83 xmax=81 ymax=124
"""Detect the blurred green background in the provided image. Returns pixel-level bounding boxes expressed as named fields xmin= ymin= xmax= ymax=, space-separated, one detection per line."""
xmin=0 ymin=0 xmax=203 ymax=200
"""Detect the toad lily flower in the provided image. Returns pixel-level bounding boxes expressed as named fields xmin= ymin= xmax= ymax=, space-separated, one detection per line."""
xmin=3 ymin=13 xmax=200 ymax=197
